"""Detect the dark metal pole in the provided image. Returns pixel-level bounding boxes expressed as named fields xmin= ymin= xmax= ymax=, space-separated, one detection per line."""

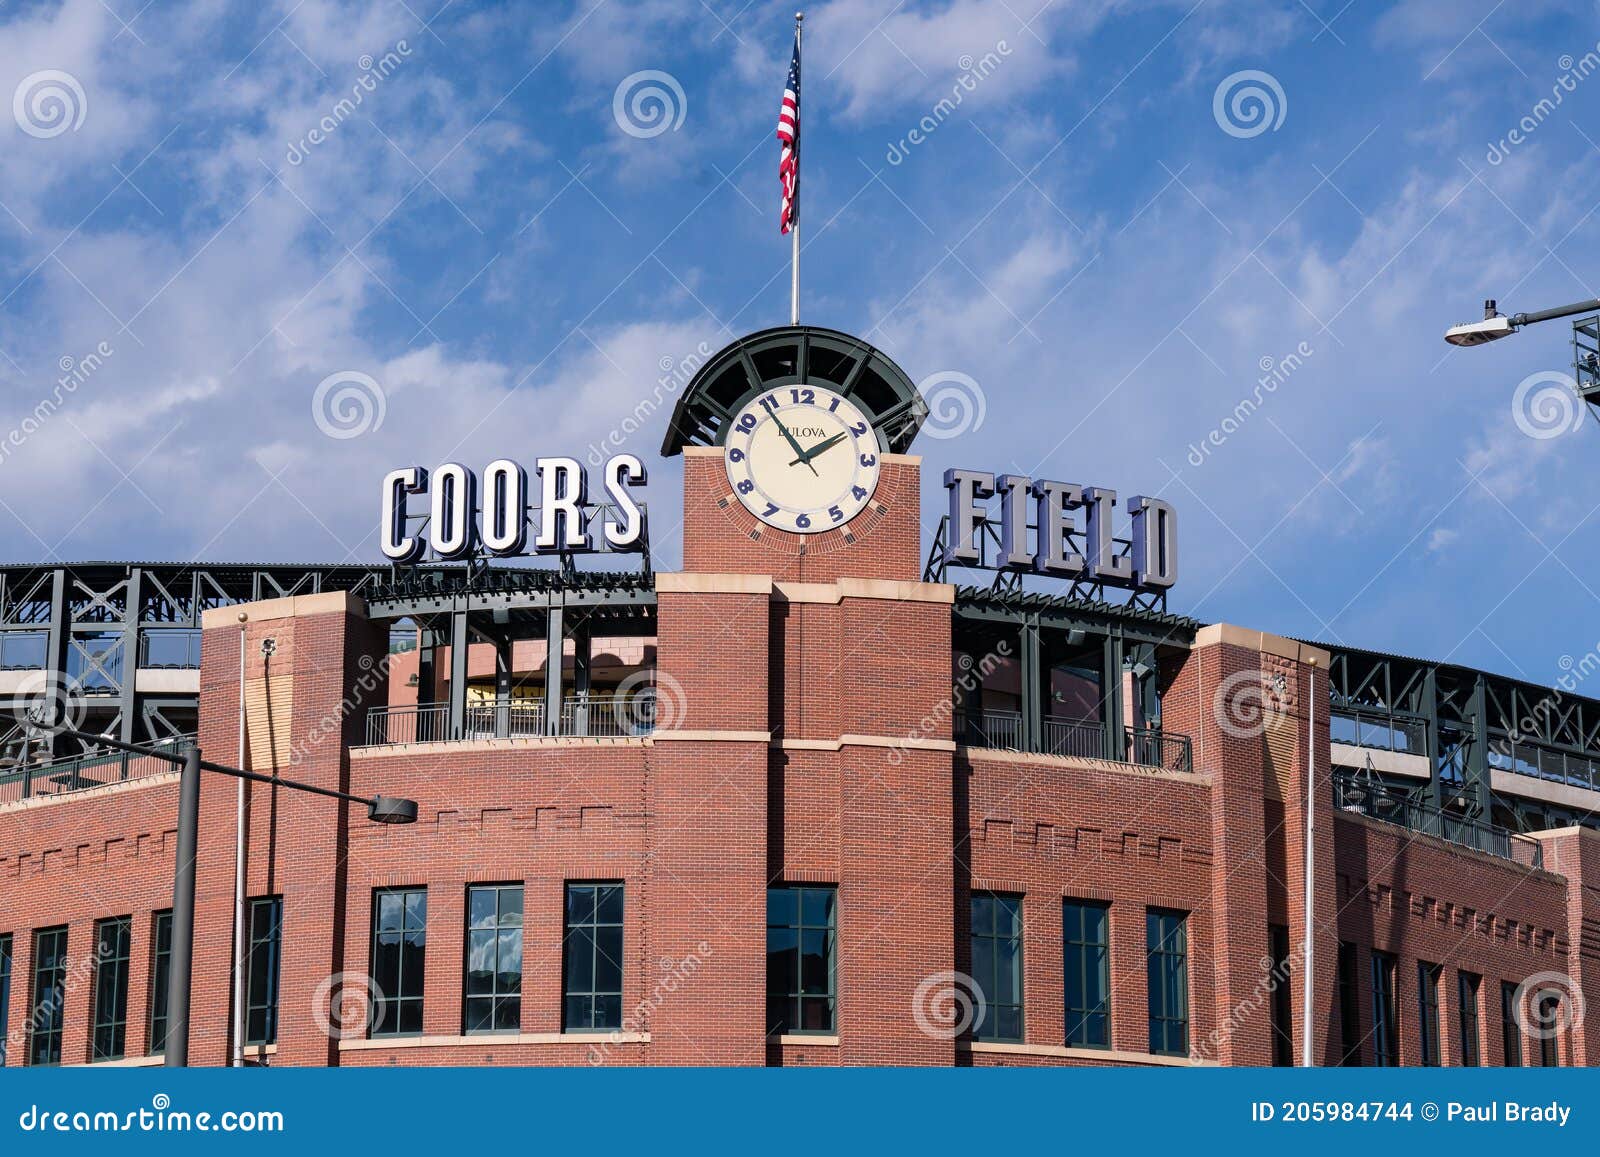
xmin=165 ymin=744 xmax=201 ymax=1067
xmin=1511 ymin=298 xmax=1600 ymax=327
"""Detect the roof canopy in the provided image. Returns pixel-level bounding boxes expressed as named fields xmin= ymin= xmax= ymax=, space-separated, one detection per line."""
xmin=659 ymin=325 xmax=927 ymax=456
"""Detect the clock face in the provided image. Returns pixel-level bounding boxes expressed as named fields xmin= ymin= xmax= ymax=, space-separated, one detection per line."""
xmin=724 ymin=385 xmax=882 ymax=534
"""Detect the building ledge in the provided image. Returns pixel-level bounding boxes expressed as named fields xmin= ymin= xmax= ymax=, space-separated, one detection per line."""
xmin=338 ymin=1032 xmax=648 ymax=1051
xmin=768 ymin=1033 xmax=840 ymax=1046
xmin=0 ymin=770 xmax=179 ymax=815
xmin=960 ymin=1040 xmax=1213 ymax=1066
xmin=351 ymin=735 xmax=651 ymax=757
xmin=957 ymin=745 xmax=1210 ymax=784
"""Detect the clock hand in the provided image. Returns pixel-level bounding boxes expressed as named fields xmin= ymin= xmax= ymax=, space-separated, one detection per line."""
xmin=789 ymin=432 xmax=848 ymax=466
xmin=774 ymin=419 xmax=819 ymax=476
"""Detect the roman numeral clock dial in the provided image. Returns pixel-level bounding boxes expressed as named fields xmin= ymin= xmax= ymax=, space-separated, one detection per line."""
xmin=723 ymin=386 xmax=883 ymax=543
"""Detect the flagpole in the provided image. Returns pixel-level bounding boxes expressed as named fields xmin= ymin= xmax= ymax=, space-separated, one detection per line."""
xmin=790 ymin=11 xmax=802 ymax=325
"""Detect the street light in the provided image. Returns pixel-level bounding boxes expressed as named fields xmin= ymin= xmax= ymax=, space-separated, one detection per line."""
xmin=1444 ymin=296 xmax=1600 ymax=346
xmin=54 ymin=727 xmax=417 ymax=1066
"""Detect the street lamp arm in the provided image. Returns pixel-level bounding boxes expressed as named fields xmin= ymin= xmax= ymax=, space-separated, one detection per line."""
xmin=56 ymin=727 xmax=387 ymax=812
xmin=1509 ymin=297 xmax=1600 ymax=328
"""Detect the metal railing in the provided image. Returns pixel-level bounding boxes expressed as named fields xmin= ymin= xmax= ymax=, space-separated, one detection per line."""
xmin=363 ymin=692 xmax=658 ymax=746
xmin=0 ymin=734 xmax=196 ymax=806
xmin=957 ymin=709 xmax=1192 ymax=773
xmin=1329 ymin=707 xmax=1427 ymax=755
xmin=1332 ymin=775 xmax=1540 ymax=868
xmin=365 ymin=703 xmax=449 ymax=746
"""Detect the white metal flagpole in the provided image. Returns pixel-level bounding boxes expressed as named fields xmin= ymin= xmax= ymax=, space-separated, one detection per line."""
xmin=232 ymin=614 xmax=248 ymax=1067
xmin=790 ymin=12 xmax=802 ymax=326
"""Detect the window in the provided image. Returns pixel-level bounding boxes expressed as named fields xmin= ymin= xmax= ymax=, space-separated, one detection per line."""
xmin=29 ymin=926 xmax=68 ymax=1066
xmin=371 ymin=889 xmax=426 ymax=1037
xmin=465 ymin=884 xmax=522 ymax=1033
xmin=1536 ymin=992 xmax=1561 ymax=1067
xmin=1417 ymin=961 xmax=1441 ymax=1066
xmin=1501 ymin=980 xmax=1523 ymax=1066
xmin=91 ymin=916 xmax=132 ymax=1061
xmin=1457 ymin=971 xmax=1481 ymax=1067
xmin=563 ymin=884 xmax=623 ymax=1031
xmin=148 ymin=911 xmax=173 ymax=1056
xmin=1269 ymin=924 xmax=1294 ymax=1066
xmin=766 ymin=886 xmax=836 ymax=1034
xmin=0 ymin=934 xmax=10 ymax=1066
xmin=245 ymin=897 xmax=283 ymax=1046
xmin=1145 ymin=909 xmax=1188 ymax=1057
xmin=970 ymin=894 xmax=1023 ymax=1042
xmin=1063 ymin=900 xmax=1110 ymax=1048
xmin=1336 ymin=941 xmax=1361 ymax=1066
xmin=1370 ymin=952 xmax=1398 ymax=1066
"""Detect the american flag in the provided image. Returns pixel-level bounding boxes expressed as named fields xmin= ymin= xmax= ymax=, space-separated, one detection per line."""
xmin=777 ymin=31 xmax=800 ymax=234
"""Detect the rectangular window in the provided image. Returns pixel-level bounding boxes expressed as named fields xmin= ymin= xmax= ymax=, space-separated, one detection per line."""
xmin=1269 ymin=924 xmax=1294 ymax=1066
xmin=1457 ymin=971 xmax=1481 ymax=1067
xmin=0 ymin=933 xmax=11 ymax=1066
xmin=970 ymin=894 xmax=1023 ymax=1042
xmin=29 ymin=926 xmax=68 ymax=1066
xmin=1337 ymin=941 xmax=1361 ymax=1066
xmin=766 ymin=885 xmax=836 ymax=1034
xmin=1537 ymin=992 xmax=1560 ymax=1067
xmin=1146 ymin=909 xmax=1188 ymax=1057
xmin=1063 ymin=900 xmax=1109 ymax=1049
xmin=1501 ymin=981 xmax=1523 ymax=1066
xmin=465 ymin=884 xmax=522 ymax=1033
xmin=148 ymin=911 xmax=172 ymax=1056
xmin=91 ymin=916 xmax=132 ymax=1061
xmin=563 ymin=883 xmax=623 ymax=1032
xmin=370 ymin=889 xmax=426 ymax=1037
xmin=1370 ymin=952 xmax=1398 ymax=1066
xmin=245 ymin=897 xmax=283 ymax=1046
xmin=1417 ymin=961 xmax=1441 ymax=1066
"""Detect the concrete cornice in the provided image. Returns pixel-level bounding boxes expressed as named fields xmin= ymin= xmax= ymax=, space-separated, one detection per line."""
xmin=1194 ymin=622 xmax=1330 ymax=668
xmin=201 ymin=590 xmax=366 ymax=629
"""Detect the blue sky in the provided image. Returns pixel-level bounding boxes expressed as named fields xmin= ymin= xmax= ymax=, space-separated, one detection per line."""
xmin=2 ymin=0 xmax=1600 ymax=686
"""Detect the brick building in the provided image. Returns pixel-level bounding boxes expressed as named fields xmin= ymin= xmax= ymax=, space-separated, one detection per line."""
xmin=0 ymin=325 xmax=1596 ymax=1069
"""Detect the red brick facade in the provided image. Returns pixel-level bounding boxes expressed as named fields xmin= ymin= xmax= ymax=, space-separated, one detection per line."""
xmin=0 ymin=448 xmax=1594 ymax=1069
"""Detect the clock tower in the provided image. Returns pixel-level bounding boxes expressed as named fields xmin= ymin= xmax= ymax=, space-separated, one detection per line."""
xmin=662 ymin=325 xmax=931 ymax=584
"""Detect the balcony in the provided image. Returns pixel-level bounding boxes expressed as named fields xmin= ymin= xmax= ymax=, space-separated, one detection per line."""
xmin=363 ymin=691 xmax=657 ymax=747
xmin=1332 ymin=775 xmax=1541 ymax=868
xmin=0 ymin=735 xmax=195 ymax=806
xmin=958 ymin=709 xmax=1192 ymax=773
